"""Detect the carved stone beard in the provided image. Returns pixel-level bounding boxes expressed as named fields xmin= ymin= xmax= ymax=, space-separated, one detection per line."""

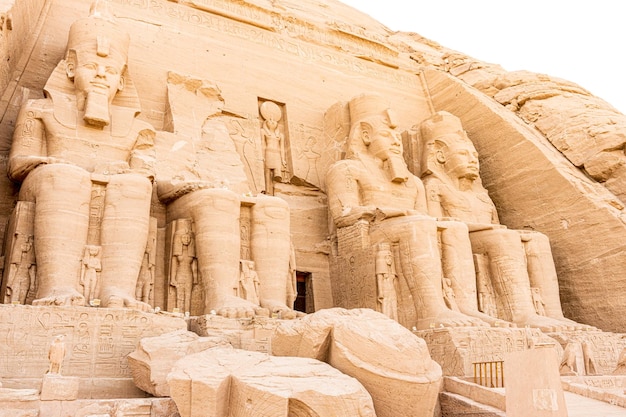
xmin=386 ymin=153 xmax=410 ymax=183
xmin=83 ymin=90 xmax=111 ymax=127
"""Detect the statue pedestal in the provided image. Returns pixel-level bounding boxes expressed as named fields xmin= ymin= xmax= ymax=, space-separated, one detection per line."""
xmin=40 ymin=374 xmax=80 ymax=401
xmin=546 ymin=329 xmax=626 ymax=376
xmin=415 ymin=327 xmax=559 ymax=377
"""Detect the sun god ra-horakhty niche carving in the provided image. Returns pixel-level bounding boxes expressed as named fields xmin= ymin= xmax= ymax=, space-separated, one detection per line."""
xmin=7 ymin=1 xmax=155 ymax=309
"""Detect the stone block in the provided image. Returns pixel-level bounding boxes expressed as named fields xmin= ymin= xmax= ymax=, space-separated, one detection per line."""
xmin=40 ymin=373 xmax=80 ymax=401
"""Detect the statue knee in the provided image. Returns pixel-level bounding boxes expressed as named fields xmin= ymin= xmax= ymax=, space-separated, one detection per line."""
xmin=20 ymin=164 xmax=90 ymax=201
xmin=470 ymin=228 xmax=522 ymax=254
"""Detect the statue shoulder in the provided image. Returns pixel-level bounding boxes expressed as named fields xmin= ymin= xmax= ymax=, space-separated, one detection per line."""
xmin=17 ymin=98 xmax=51 ymax=119
xmin=327 ymin=159 xmax=364 ymax=176
xmin=422 ymin=174 xmax=446 ymax=191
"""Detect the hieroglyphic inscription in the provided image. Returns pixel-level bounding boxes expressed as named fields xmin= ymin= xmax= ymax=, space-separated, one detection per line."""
xmin=417 ymin=327 xmax=558 ymax=376
xmin=292 ymin=123 xmax=323 ymax=188
xmin=0 ymin=305 xmax=185 ymax=379
xmin=217 ymin=116 xmax=264 ymax=194
xmin=549 ymin=330 xmax=626 ymax=375
xmin=148 ymin=0 xmax=399 ymax=62
xmin=111 ymin=0 xmax=418 ymax=88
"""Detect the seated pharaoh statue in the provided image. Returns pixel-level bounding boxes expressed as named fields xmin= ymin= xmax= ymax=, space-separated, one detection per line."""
xmin=420 ymin=111 xmax=585 ymax=331
xmin=6 ymin=2 xmax=155 ymax=309
xmin=326 ymin=94 xmax=494 ymax=330
xmin=155 ymin=72 xmax=296 ymax=319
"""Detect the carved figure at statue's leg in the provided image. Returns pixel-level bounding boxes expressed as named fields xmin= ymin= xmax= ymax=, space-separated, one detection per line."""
xmin=250 ymin=195 xmax=295 ymax=319
xmin=521 ymin=230 xmax=588 ymax=329
xmin=439 ymin=221 xmax=513 ymax=327
xmin=168 ymin=189 xmax=259 ymax=318
xmin=98 ymin=174 xmax=153 ymax=310
xmin=371 ymin=216 xmax=487 ymax=330
xmin=20 ymin=164 xmax=89 ymax=306
xmin=470 ymin=228 xmax=575 ymax=331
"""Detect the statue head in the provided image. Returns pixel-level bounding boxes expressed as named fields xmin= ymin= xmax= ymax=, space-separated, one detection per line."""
xmin=181 ymin=233 xmax=192 ymax=246
xmin=347 ymin=94 xmax=409 ymax=183
xmin=65 ymin=0 xmax=130 ymax=127
xmin=421 ymin=111 xmax=479 ymax=181
xmin=260 ymin=101 xmax=282 ymax=132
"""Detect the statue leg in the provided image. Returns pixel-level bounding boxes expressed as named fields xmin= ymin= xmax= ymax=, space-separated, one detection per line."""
xmin=439 ymin=221 xmax=512 ymax=327
xmin=520 ymin=230 xmax=587 ymax=329
xmin=20 ymin=164 xmax=89 ymax=306
xmin=371 ymin=216 xmax=486 ymax=330
xmin=470 ymin=228 xmax=575 ymax=331
xmin=250 ymin=194 xmax=294 ymax=318
xmin=99 ymin=174 xmax=152 ymax=310
xmin=168 ymin=189 xmax=256 ymax=318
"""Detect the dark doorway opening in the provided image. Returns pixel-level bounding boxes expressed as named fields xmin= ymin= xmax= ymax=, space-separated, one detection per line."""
xmin=294 ymin=271 xmax=314 ymax=313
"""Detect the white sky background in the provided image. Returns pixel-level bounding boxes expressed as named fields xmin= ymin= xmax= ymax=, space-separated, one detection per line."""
xmin=338 ymin=0 xmax=626 ymax=114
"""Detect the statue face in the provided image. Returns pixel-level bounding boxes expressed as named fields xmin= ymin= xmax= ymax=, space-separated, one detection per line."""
xmin=181 ymin=233 xmax=192 ymax=245
xmin=70 ymin=49 xmax=125 ymax=104
xmin=444 ymin=140 xmax=480 ymax=180
xmin=365 ymin=119 xmax=403 ymax=161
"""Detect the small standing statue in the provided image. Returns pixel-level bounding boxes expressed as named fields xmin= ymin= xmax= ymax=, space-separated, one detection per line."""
xmin=286 ymin=243 xmax=298 ymax=309
xmin=531 ymin=287 xmax=547 ymax=316
xmin=582 ymin=341 xmax=599 ymax=375
xmin=136 ymin=221 xmax=157 ymax=305
xmin=375 ymin=243 xmax=398 ymax=321
xmin=260 ymin=100 xmax=286 ymax=195
xmin=442 ymin=278 xmax=460 ymax=312
xmin=80 ymin=245 xmax=102 ymax=304
xmin=612 ymin=348 xmax=626 ymax=375
xmin=6 ymin=234 xmax=36 ymax=304
xmin=559 ymin=342 xmax=580 ymax=376
xmin=238 ymin=260 xmax=260 ymax=305
xmin=170 ymin=231 xmax=197 ymax=313
xmin=48 ymin=335 xmax=66 ymax=374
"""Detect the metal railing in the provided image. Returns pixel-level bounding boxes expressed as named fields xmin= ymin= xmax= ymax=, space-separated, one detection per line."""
xmin=473 ymin=361 xmax=504 ymax=388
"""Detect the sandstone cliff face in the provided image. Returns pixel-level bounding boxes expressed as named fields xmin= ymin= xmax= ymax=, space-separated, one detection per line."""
xmin=0 ymin=0 xmax=625 ymax=331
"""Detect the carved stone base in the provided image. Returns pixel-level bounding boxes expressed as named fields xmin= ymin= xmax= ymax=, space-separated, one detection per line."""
xmin=546 ymin=329 xmax=626 ymax=375
xmin=0 ymin=304 xmax=186 ymax=391
xmin=415 ymin=327 xmax=559 ymax=377
xmin=40 ymin=374 xmax=80 ymax=401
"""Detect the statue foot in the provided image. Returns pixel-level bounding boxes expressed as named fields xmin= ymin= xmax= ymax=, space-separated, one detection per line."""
xmin=212 ymin=295 xmax=258 ymax=319
xmin=552 ymin=316 xmax=596 ymax=331
xmin=516 ymin=314 xmax=579 ymax=332
xmin=462 ymin=309 xmax=515 ymax=328
xmin=417 ymin=309 xmax=489 ymax=330
xmin=104 ymin=295 xmax=152 ymax=312
xmin=33 ymin=291 xmax=85 ymax=307
xmin=261 ymin=299 xmax=298 ymax=320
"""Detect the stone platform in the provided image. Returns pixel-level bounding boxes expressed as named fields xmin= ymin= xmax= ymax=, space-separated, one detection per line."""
xmin=0 ymin=304 xmax=186 ymax=397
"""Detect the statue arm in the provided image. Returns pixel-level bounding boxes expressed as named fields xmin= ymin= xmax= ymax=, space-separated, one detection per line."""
xmin=80 ymin=256 xmax=87 ymax=285
xmin=156 ymin=179 xmax=212 ymax=204
xmin=8 ymin=101 xmax=49 ymax=182
xmin=423 ymin=178 xmax=444 ymax=218
xmin=413 ymin=176 xmax=429 ymax=214
xmin=170 ymin=257 xmax=179 ymax=286
xmin=280 ymin=133 xmax=286 ymax=166
xmin=129 ymin=127 xmax=156 ymax=181
xmin=192 ymin=258 xmax=198 ymax=285
xmin=326 ymin=162 xmax=375 ymax=227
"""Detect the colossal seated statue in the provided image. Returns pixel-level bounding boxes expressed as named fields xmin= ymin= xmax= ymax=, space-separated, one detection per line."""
xmin=155 ymin=73 xmax=296 ymax=319
xmin=420 ymin=111 xmax=583 ymax=331
xmin=326 ymin=94 xmax=489 ymax=329
xmin=6 ymin=2 xmax=155 ymax=309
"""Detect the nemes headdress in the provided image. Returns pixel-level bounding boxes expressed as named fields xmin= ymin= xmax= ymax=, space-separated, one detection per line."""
xmin=348 ymin=94 xmax=397 ymax=127
xmin=420 ymin=111 xmax=471 ymax=148
xmin=66 ymin=0 xmax=130 ymax=64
